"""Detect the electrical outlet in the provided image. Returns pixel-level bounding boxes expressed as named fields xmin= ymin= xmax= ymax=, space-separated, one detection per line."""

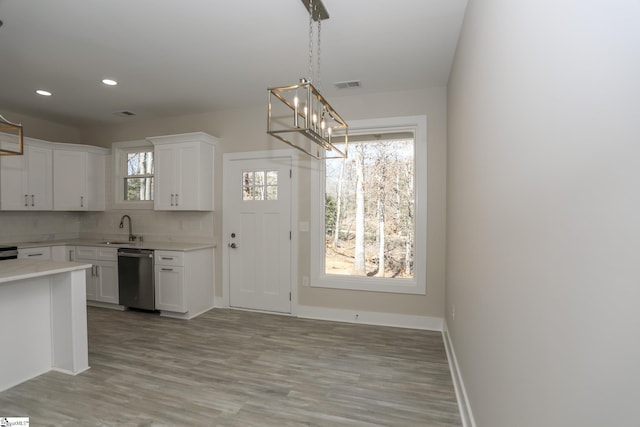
xmin=302 ymin=276 xmax=309 ymax=287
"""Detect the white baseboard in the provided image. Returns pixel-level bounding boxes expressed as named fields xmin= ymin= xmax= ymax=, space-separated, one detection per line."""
xmin=86 ymin=301 xmax=125 ymax=311
xmin=296 ymin=305 xmax=443 ymax=331
xmin=443 ymin=320 xmax=476 ymax=427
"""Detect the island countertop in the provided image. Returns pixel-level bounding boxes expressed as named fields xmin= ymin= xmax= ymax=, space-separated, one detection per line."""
xmin=0 ymin=259 xmax=92 ymax=284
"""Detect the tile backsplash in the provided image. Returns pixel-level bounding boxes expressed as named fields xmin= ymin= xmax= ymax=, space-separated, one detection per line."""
xmin=0 ymin=210 xmax=214 ymax=245
xmin=80 ymin=210 xmax=215 ymax=244
xmin=0 ymin=211 xmax=81 ymax=243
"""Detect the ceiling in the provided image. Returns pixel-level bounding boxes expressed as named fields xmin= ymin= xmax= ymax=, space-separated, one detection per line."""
xmin=0 ymin=0 xmax=467 ymax=127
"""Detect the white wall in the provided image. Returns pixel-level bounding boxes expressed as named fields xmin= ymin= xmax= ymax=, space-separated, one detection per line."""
xmin=0 ymin=110 xmax=82 ymax=144
xmin=447 ymin=1 xmax=640 ymax=426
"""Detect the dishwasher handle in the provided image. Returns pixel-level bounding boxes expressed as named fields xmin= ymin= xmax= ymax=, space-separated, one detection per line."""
xmin=118 ymin=252 xmax=153 ymax=258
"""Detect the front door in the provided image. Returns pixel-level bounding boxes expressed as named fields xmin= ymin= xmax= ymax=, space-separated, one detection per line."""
xmin=225 ymin=155 xmax=292 ymax=313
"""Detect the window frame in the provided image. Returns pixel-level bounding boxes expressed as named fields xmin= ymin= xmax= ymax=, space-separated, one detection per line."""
xmin=310 ymin=115 xmax=427 ymax=295
xmin=113 ymin=140 xmax=155 ymax=210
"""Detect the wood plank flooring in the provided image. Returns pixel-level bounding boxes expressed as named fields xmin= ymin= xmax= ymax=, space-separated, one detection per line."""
xmin=0 ymin=307 xmax=462 ymax=426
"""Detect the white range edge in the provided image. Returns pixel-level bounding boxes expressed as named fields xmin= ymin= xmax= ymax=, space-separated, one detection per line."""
xmin=0 ymin=259 xmax=92 ymax=392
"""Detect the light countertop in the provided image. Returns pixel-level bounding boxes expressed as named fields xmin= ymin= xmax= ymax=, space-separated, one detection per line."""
xmin=0 ymin=259 xmax=92 ymax=284
xmin=10 ymin=239 xmax=216 ymax=252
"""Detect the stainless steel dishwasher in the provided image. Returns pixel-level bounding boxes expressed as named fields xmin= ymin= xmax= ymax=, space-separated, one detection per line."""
xmin=118 ymin=248 xmax=155 ymax=310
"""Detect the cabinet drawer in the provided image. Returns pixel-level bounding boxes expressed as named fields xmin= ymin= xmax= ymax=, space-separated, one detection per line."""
xmin=97 ymin=247 xmax=118 ymax=261
xmin=75 ymin=246 xmax=98 ymax=259
xmin=155 ymin=251 xmax=184 ymax=266
xmin=18 ymin=246 xmax=52 ymax=260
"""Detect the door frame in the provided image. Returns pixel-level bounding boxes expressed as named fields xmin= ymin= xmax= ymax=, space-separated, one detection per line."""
xmin=222 ymin=149 xmax=300 ymax=315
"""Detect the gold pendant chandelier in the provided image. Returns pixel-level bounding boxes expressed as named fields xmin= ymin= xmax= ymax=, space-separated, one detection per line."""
xmin=267 ymin=0 xmax=348 ymax=159
xmin=0 ymin=114 xmax=23 ymax=156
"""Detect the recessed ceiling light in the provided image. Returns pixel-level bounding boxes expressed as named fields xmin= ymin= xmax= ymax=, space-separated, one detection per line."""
xmin=102 ymin=79 xmax=118 ymax=86
xmin=35 ymin=89 xmax=52 ymax=96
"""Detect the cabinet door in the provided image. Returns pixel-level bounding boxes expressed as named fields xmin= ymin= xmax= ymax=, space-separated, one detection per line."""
xmin=53 ymin=150 xmax=87 ymax=211
xmin=154 ymin=265 xmax=186 ymax=312
xmin=27 ymin=145 xmax=53 ymax=210
xmin=52 ymin=246 xmax=74 ymax=262
xmin=0 ymin=150 xmax=29 ymax=210
xmin=77 ymin=260 xmax=98 ymax=300
xmin=97 ymin=261 xmax=119 ymax=304
xmin=174 ymin=143 xmax=199 ymax=210
xmin=154 ymin=144 xmax=177 ymax=210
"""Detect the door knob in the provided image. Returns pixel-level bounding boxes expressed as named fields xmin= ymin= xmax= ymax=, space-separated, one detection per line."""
xmin=228 ymin=243 xmax=238 ymax=249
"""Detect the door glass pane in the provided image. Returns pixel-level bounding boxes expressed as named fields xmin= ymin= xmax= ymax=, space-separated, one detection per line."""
xmin=266 ymin=185 xmax=278 ymax=200
xmin=242 ymin=170 xmax=278 ymax=201
xmin=267 ymin=171 xmax=278 ymax=185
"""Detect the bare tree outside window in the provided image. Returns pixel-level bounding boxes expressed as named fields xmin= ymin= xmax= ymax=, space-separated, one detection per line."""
xmin=325 ymin=137 xmax=415 ymax=278
xmin=124 ymin=151 xmax=154 ymax=201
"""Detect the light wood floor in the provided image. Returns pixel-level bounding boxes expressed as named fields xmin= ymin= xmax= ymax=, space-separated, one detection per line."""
xmin=0 ymin=307 xmax=462 ymax=426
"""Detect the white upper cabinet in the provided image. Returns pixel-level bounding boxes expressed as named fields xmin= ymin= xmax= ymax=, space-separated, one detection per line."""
xmin=148 ymin=132 xmax=217 ymax=211
xmin=53 ymin=144 xmax=107 ymax=211
xmin=0 ymin=140 xmax=53 ymax=210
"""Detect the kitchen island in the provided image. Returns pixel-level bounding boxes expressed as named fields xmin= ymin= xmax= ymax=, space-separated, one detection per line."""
xmin=0 ymin=259 xmax=92 ymax=391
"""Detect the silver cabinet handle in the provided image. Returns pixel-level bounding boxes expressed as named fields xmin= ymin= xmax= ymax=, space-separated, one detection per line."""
xmin=175 ymin=194 xmax=179 ymax=206
xmin=31 ymin=195 xmax=35 ymax=207
xmin=24 ymin=195 xmax=28 ymax=207
xmin=161 ymin=268 xmax=174 ymax=272
xmin=161 ymin=257 xmax=174 ymax=260
xmin=118 ymin=252 xmax=153 ymax=258
xmin=80 ymin=196 xmax=84 ymax=208
xmin=170 ymin=194 xmax=175 ymax=206
xmin=27 ymin=253 xmax=43 ymax=257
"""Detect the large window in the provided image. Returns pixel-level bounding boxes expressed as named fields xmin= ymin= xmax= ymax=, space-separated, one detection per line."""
xmin=311 ymin=116 xmax=426 ymax=294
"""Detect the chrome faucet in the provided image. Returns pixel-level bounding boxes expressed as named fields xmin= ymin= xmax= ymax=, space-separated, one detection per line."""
xmin=119 ymin=215 xmax=136 ymax=242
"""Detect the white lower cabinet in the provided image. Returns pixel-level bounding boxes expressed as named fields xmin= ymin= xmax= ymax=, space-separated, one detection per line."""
xmin=74 ymin=246 xmax=119 ymax=304
xmin=155 ymin=262 xmax=186 ymax=313
xmin=51 ymin=245 xmax=75 ymax=262
xmin=154 ymin=248 xmax=214 ymax=319
xmin=17 ymin=246 xmax=52 ymax=260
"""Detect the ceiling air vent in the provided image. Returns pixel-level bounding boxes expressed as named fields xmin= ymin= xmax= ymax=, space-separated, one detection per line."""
xmin=112 ymin=111 xmax=136 ymax=117
xmin=334 ymin=80 xmax=361 ymax=90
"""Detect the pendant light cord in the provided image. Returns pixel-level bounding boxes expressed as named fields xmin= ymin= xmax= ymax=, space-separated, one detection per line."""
xmin=307 ymin=0 xmax=321 ymax=90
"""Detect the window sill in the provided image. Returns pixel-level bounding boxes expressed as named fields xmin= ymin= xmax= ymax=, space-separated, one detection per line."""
xmin=311 ymin=274 xmax=426 ymax=295
xmin=112 ymin=201 xmax=154 ymax=211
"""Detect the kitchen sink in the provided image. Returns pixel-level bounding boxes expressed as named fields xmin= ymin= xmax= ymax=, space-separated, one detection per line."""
xmin=99 ymin=241 xmax=131 ymax=245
